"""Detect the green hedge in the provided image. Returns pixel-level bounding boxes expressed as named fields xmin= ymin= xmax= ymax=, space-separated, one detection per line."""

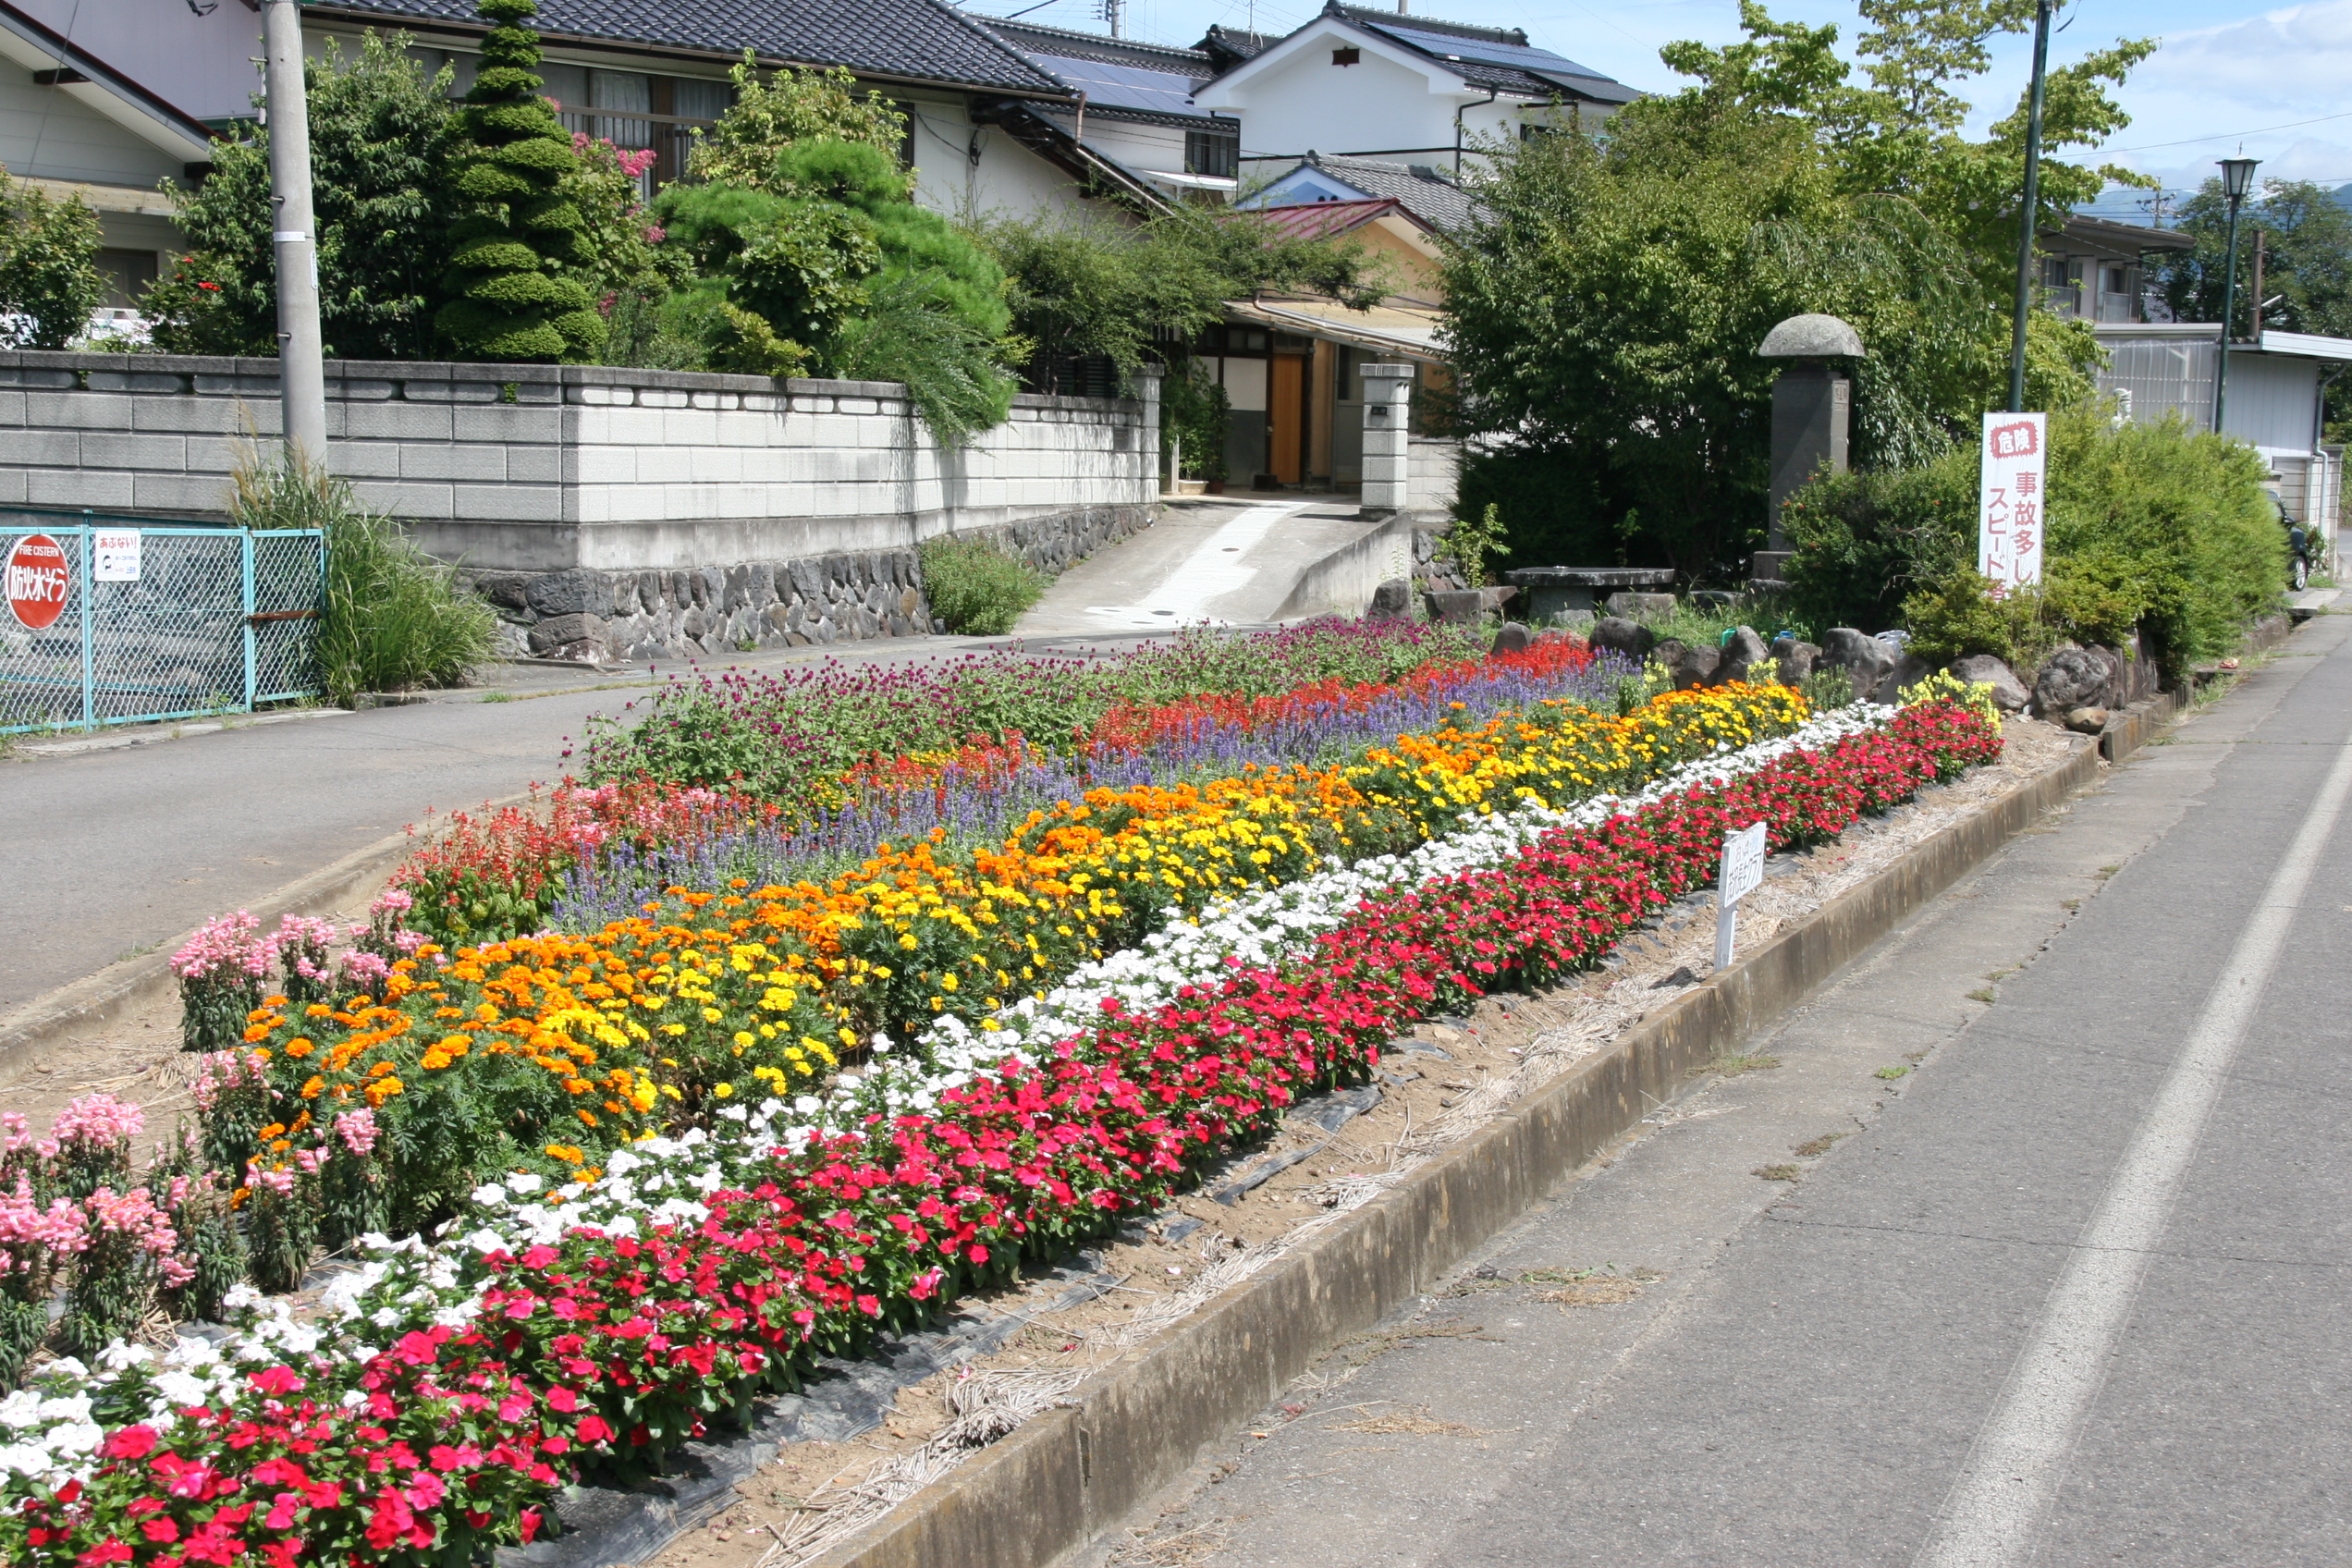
xmin=1782 ymin=409 xmax=2285 ymax=675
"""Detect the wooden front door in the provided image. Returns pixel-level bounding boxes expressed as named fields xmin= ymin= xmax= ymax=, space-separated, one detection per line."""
xmin=1269 ymin=354 xmax=1305 ymax=484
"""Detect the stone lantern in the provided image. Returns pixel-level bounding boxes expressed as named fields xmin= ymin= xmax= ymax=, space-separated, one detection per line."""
xmin=1754 ymin=313 xmax=1866 ymax=586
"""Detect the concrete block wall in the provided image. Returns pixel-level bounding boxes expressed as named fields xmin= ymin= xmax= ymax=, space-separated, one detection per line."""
xmin=1408 ymin=435 xmax=1460 ymax=519
xmin=0 ymin=352 xmax=1158 ymax=659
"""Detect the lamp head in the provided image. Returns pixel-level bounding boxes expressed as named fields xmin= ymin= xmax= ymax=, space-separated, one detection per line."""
xmin=2220 ymin=156 xmax=2260 ymax=202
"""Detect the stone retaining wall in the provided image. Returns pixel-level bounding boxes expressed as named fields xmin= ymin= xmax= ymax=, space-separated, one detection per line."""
xmin=475 ymin=505 xmax=1148 ymax=661
xmin=0 ymin=351 xmax=1160 ymax=658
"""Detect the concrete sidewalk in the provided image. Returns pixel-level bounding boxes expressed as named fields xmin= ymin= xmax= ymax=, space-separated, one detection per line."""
xmin=1091 ymin=622 xmax=2352 ymax=1567
xmin=1018 ymin=495 xmax=1378 ymax=635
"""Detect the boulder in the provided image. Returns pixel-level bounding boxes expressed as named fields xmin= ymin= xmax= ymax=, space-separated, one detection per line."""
xmin=1655 ymin=638 xmax=1721 ymax=690
xmin=526 ymin=612 xmax=607 ymax=660
xmin=471 ymin=570 xmax=531 ymax=612
xmin=1587 ymin=616 xmax=1657 ymax=663
xmin=1774 ymin=638 xmax=1820 ymax=685
xmin=1605 ymin=591 xmax=1677 ymax=618
xmin=1820 ymin=627 xmax=1896 ymax=697
xmin=1947 ymin=654 xmax=2030 ymax=713
xmin=2032 ymin=646 xmax=2115 ymax=717
xmin=1719 ymin=626 xmax=1771 ymax=682
xmin=1490 ymin=621 xmax=1533 ymax=655
xmin=1872 ymin=653 xmax=1933 ymax=704
xmin=2064 ymin=705 xmax=2111 ymax=735
xmin=1424 ymin=588 xmax=1488 ymax=625
xmin=1367 ymin=578 xmax=1415 ymax=620
xmin=524 ymin=567 xmax=614 ymax=620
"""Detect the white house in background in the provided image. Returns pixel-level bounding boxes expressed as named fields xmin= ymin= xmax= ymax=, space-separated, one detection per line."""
xmin=1191 ymin=1 xmax=1636 ymax=178
xmin=976 ymin=18 xmax=1238 ymax=208
xmin=0 ymin=0 xmax=220 ymax=317
xmin=2095 ymin=323 xmax=2348 ymax=542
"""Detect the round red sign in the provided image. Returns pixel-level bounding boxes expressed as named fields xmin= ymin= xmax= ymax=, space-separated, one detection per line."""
xmin=6 ymin=533 xmax=70 ymax=631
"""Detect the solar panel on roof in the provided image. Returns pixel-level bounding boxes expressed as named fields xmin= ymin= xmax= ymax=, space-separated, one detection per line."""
xmin=1365 ymin=22 xmax=1607 ymax=81
xmin=1028 ymin=51 xmax=1207 ymax=115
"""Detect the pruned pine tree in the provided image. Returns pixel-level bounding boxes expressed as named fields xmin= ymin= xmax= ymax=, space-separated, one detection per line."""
xmin=435 ymin=0 xmax=605 ymax=362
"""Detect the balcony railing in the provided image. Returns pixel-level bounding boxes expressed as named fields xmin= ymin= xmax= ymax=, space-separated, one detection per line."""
xmin=555 ymin=107 xmax=716 ymax=195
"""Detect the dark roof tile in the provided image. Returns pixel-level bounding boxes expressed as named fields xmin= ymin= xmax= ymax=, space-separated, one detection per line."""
xmin=310 ymin=0 xmax=1065 ymax=94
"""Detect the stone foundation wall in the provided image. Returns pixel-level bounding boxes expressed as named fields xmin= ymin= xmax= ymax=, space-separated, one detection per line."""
xmin=471 ymin=503 xmax=1151 ymax=661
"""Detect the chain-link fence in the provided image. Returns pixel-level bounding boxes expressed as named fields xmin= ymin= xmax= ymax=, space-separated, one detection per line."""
xmin=1 ymin=511 xmax=325 ymax=734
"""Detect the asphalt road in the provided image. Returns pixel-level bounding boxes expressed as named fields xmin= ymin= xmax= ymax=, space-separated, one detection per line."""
xmin=1092 ymin=615 xmax=2352 ymax=1568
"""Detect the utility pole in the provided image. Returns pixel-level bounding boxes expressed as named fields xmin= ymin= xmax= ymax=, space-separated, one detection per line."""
xmin=263 ymin=0 xmax=326 ymax=462
xmin=2006 ymin=0 xmax=2053 ymax=413
xmin=2214 ymin=156 xmax=2260 ymax=435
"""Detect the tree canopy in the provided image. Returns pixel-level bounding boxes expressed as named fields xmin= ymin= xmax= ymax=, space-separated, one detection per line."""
xmin=1447 ymin=0 xmax=2142 ymax=578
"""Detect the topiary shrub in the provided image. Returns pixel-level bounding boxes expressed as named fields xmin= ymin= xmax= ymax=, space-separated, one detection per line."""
xmin=435 ymin=0 xmax=605 ymax=362
xmin=918 ymin=534 xmax=1046 ymax=635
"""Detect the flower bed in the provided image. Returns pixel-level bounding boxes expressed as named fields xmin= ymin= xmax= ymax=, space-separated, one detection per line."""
xmin=173 ymin=684 xmax=1808 ymax=1265
xmin=1 ymin=698 xmax=2000 ymax=1566
xmin=571 ymin=619 xmax=1499 ymax=802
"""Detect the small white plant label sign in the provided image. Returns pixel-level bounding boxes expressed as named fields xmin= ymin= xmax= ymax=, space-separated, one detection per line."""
xmin=1715 ymin=820 xmax=1769 ymax=969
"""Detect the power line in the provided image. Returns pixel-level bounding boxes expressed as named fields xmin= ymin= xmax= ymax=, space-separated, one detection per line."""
xmin=2107 ymin=109 xmax=2352 ymax=156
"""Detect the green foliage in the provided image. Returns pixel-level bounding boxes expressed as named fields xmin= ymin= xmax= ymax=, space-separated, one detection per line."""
xmin=142 ymin=33 xmax=461 ymax=359
xmin=230 ymin=451 xmax=497 ymax=704
xmin=917 ymin=533 xmax=1047 ymax=635
xmin=655 ymin=142 xmax=1017 ymax=441
xmin=1798 ymin=664 xmax=1855 ymax=710
xmin=1450 ymin=0 xmax=2144 ymax=576
xmin=1438 ymin=504 xmax=1513 ymax=587
xmin=1160 ymin=363 xmax=1230 ymax=481
xmin=1788 ymin=408 xmax=2284 ymax=673
xmin=0 ymin=162 xmax=104 ymax=349
xmin=688 ymin=55 xmax=908 ymax=190
xmin=975 ymin=206 xmax=1388 ymax=376
xmin=435 ymin=0 xmax=605 ymax=362
xmin=1445 ymin=99 xmax=1991 ymax=576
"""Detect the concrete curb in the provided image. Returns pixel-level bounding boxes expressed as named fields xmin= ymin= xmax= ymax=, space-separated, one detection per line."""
xmin=2101 ymin=610 xmax=2295 ymax=766
xmin=0 ymin=790 xmax=533 ymax=1082
xmin=802 ymin=735 xmax=2106 ymax=1568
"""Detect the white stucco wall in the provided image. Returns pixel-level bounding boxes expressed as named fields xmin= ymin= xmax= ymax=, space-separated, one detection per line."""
xmin=0 ymin=58 xmax=188 ymax=190
xmin=12 ymin=0 xmax=259 ymax=123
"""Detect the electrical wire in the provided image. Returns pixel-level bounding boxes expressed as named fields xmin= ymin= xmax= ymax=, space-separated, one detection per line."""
xmin=2106 ymin=110 xmax=2352 ymax=156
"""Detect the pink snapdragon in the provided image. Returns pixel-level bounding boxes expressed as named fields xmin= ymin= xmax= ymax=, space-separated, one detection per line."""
xmin=332 ymin=1109 xmax=380 ymax=1158
xmin=172 ymin=911 xmax=274 ymax=981
xmin=51 ymin=1094 xmax=144 ymax=1152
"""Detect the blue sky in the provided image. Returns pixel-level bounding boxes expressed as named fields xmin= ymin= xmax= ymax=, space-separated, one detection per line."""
xmin=960 ymin=0 xmax=2352 ymax=212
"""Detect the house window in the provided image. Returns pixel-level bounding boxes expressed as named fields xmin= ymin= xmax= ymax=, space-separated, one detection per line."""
xmin=1331 ymin=46 xmax=1360 ymax=66
xmin=1185 ymin=129 xmax=1239 ymax=179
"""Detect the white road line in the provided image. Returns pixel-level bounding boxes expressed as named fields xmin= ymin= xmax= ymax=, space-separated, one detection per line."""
xmin=1084 ymin=502 xmax=1304 ymax=628
xmin=1916 ymin=728 xmax=2352 ymax=1568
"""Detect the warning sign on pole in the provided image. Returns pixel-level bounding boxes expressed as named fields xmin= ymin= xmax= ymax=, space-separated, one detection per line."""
xmin=6 ymin=533 xmax=69 ymax=630
xmin=1714 ymin=820 xmax=1768 ymax=970
xmin=1978 ymin=412 xmax=2047 ymax=597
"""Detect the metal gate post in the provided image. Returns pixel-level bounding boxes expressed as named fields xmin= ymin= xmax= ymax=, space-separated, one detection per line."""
xmin=241 ymin=530 xmax=259 ymax=712
xmin=79 ymin=520 xmax=94 ymax=729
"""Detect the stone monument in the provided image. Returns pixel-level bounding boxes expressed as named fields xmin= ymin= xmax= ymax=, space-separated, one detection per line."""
xmin=1755 ymin=313 xmax=1867 ymax=586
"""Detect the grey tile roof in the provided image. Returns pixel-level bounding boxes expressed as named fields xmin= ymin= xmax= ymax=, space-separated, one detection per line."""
xmin=971 ymin=16 xmax=1226 ymax=127
xmin=1287 ymin=153 xmax=1480 ymax=232
xmin=309 ymin=0 xmax=1065 ymax=94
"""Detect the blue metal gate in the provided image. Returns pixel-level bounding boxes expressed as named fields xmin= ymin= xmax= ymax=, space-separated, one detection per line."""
xmin=0 ymin=510 xmax=326 ymax=735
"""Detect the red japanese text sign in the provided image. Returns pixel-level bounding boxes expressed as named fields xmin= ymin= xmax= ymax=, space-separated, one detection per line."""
xmin=6 ymin=533 xmax=70 ymax=630
xmin=1978 ymin=412 xmax=2047 ymax=595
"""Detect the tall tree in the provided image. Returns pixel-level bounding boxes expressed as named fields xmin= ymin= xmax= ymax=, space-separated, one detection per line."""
xmin=0 ymin=164 xmax=102 ymax=349
xmin=141 ymin=33 xmax=459 ymax=359
xmin=435 ymin=0 xmax=605 ymax=362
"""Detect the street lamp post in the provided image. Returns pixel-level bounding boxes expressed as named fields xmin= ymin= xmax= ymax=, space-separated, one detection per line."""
xmin=2006 ymin=0 xmax=2054 ymax=414
xmin=2214 ymin=155 xmax=2261 ymax=435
